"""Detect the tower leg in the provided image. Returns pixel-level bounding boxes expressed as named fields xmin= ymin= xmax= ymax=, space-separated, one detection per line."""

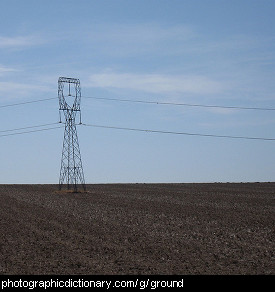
xmin=59 ymin=115 xmax=86 ymax=192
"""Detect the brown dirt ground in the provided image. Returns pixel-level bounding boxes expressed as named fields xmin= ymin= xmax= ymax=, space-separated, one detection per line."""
xmin=0 ymin=183 xmax=274 ymax=275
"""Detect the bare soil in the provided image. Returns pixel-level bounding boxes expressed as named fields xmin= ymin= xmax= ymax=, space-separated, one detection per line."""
xmin=0 ymin=183 xmax=274 ymax=275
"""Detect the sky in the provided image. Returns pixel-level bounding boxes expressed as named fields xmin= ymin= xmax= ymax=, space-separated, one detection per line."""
xmin=1 ymin=0 xmax=275 ymax=183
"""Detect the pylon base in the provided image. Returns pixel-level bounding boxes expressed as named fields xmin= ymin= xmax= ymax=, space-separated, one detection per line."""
xmin=55 ymin=189 xmax=90 ymax=194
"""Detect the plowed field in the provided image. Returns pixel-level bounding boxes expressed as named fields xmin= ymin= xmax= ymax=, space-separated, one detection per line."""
xmin=0 ymin=183 xmax=274 ymax=275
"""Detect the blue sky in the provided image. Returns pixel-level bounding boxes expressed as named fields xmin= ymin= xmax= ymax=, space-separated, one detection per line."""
xmin=1 ymin=0 xmax=275 ymax=183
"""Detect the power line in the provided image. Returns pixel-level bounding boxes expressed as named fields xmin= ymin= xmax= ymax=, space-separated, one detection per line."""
xmin=83 ymin=96 xmax=275 ymax=111
xmin=3 ymin=121 xmax=272 ymax=141
xmin=0 ymin=122 xmax=60 ymax=133
xmin=0 ymin=125 xmax=63 ymax=138
xmin=0 ymin=117 xmax=273 ymax=141
xmin=0 ymin=97 xmax=57 ymax=109
xmin=81 ymin=123 xmax=275 ymax=141
xmin=1 ymin=95 xmax=275 ymax=112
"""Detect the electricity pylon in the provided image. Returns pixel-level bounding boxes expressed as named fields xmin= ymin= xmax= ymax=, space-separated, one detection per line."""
xmin=58 ymin=77 xmax=86 ymax=192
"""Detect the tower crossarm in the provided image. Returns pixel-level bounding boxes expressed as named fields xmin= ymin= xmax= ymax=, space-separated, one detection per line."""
xmin=58 ymin=77 xmax=81 ymax=112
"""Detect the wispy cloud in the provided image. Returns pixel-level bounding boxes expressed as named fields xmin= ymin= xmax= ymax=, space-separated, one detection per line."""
xmin=85 ymin=23 xmax=272 ymax=61
xmin=0 ymin=35 xmax=45 ymax=49
xmin=91 ymin=23 xmax=194 ymax=42
xmin=0 ymin=65 xmax=19 ymax=75
xmin=0 ymin=81 xmax=51 ymax=100
xmin=88 ymin=72 xmax=224 ymax=95
xmin=87 ymin=23 xmax=195 ymax=56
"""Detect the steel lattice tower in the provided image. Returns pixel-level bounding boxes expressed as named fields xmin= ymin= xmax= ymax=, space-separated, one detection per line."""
xmin=58 ymin=77 xmax=86 ymax=192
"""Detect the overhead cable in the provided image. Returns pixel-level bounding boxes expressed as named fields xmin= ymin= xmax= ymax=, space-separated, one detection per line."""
xmin=0 ymin=122 xmax=60 ymax=133
xmin=0 ymin=125 xmax=63 ymax=138
xmin=81 ymin=123 xmax=275 ymax=141
xmin=1 ymin=120 xmax=274 ymax=141
xmin=83 ymin=96 xmax=275 ymax=111
xmin=1 ymin=95 xmax=275 ymax=112
xmin=0 ymin=97 xmax=57 ymax=109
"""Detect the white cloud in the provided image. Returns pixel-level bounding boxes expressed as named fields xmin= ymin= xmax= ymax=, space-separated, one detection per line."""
xmin=88 ymin=72 xmax=224 ymax=95
xmin=87 ymin=23 xmax=195 ymax=56
xmin=0 ymin=81 xmax=51 ymax=100
xmin=0 ymin=65 xmax=18 ymax=75
xmin=91 ymin=23 xmax=194 ymax=42
xmin=0 ymin=35 xmax=45 ymax=49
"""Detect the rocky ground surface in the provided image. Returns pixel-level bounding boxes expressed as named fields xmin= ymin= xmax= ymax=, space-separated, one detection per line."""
xmin=0 ymin=183 xmax=274 ymax=275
